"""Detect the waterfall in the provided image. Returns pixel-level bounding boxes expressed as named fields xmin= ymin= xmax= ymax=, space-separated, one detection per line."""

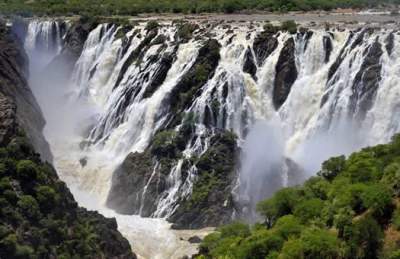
xmin=23 ymin=19 xmax=65 ymax=72
xmin=21 ymin=19 xmax=400 ymax=258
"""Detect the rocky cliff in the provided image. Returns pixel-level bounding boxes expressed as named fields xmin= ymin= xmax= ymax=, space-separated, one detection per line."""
xmin=0 ymin=22 xmax=136 ymax=258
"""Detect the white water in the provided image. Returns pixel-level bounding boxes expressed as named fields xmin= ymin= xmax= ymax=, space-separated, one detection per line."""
xmin=22 ymin=19 xmax=400 ymax=257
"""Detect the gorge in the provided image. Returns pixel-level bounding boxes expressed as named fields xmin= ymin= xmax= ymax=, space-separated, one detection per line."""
xmin=5 ymin=14 xmax=400 ymax=258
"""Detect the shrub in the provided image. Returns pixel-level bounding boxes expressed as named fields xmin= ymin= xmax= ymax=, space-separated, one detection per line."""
xmin=151 ymin=130 xmax=182 ymax=158
xmin=280 ymin=20 xmax=297 ymax=34
xmin=273 ymin=215 xmax=303 ymax=239
xmin=392 ymin=208 xmax=400 ymax=230
xmin=16 ymin=160 xmax=38 ymax=181
xmin=257 ymin=188 xmax=300 ymax=227
xmin=360 ymin=184 xmax=392 ymax=215
xmin=299 ymin=227 xmax=341 ymax=259
xmin=318 ymin=155 xmax=346 ymax=181
xmin=219 ymin=221 xmax=250 ymax=238
xmin=349 ymin=216 xmax=384 ymax=259
xmin=17 ymin=195 xmax=41 ymax=220
xmin=145 ymin=20 xmax=159 ymax=31
xmin=381 ymin=162 xmax=400 ymax=196
xmin=36 ymin=186 xmax=58 ymax=212
xmin=293 ymin=198 xmax=324 ymax=223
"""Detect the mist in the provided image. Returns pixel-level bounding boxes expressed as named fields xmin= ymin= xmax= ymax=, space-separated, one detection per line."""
xmin=292 ymin=119 xmax=366 ymax=176
xmin=236 ymin=118 xmax=286 ymax=221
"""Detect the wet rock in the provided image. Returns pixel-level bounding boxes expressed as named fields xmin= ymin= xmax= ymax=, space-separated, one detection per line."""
xmin=385 ymin=32 xmax=394 ymax=56
xmin=273 ymin=37 xmax=297 ymax=110
xmin=188 ymin=236 xmax=202 ymax=243
xmin=142 ymin=51 xmax=175 ymax=98
xmin=0 ymin=24 xmax=52 ymax=161
xmin=168 ymin=39 xmax=221 ymax=126
xmin=79 ymin=157 xmax=88 ymax=167
xmin=106 ymin=151 xmax=167 ymax=216
xmin=323 ymin=35 xmax=333 ymax=63
xmin=298 ymin=29 xmax=313 ymax=51
xmin=252 ymin=31 xmax=278 ymax=66
xmin=327 ymin=32 xmax=355 ymax=82
xmin=114 ymin=29 xmax=158 ymax=88
xmin=175 ymin=22 xmax=199 ymax=43
xmin=169 ymin=131 xmax=238 ymax=229
xmin=350 ymin=39 xmax=383 ymax=120
xmin=243 ymin=47 xmax=257 ymax=80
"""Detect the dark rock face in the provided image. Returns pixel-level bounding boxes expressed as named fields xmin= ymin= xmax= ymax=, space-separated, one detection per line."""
xmin=273 ymin=37 xmax=297 ymax=110
xmin=0 ymin=26 xmax=52 ymax=161
xmin=385 ymin=32 xmax=394 ymax=56
xmin=142 ymin=51 xmax=175 ymax=99
xmin=106 ymin=151 xmax=166 ymax=216
xmin=188 ymin=236 xmax=202 ymax=243
xmin=350 ymin=39 xmax=383 ymax=120
xmin=243 ymin=47 xmax=257 ymax=80
xmin=114 ymin=29 xmax=158 ymax=88
xmin=323 ymin=35 xmax=333 ymax=63
xmin=169 ymin=131 xmax=238 ymax=229
xmin=328 ymin=32 xmax=355 ymax=82
xmin=252 ymin=31 xmax=278 ymax=66
xmin=169 ymin=39 xmax=221 ymax=125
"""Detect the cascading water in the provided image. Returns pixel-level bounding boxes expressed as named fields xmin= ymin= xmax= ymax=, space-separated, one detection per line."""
xmin=24 ymin=20 xmax=65 ymax=72
xmin=19 ymin=18 xmax=400 ymax=258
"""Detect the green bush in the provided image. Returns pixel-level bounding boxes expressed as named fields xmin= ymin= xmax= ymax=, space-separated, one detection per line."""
xmin=17 ymin=195 xmax=41 ymax=220
xmin=36 ymin=186 xmax=58 ymax=212
xmin=293 ymin=198 xmax=324 ymax=223
xmin=349 ymin=216 xmax=383 ymax=259
xmin=16 ymin=160 xmax=38 ymax=181
xmin=318 ymin=155 xmax=346 ymax=181
xmin=280 ymin=20 xmax=297 ymax=34
xmin=145 ymin=20 xmax=159 ymax=31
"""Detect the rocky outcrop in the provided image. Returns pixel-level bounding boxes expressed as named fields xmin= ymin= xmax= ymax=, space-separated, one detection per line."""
xmin=385 ymin=32 xmax=394 ymax=56
xmin=327 ymin=32 xmax=354 ymax=82
xmin=169 ymin=39 xmax=221 ymax=125
xmin=323 ymin=35 xmax=333 ymax=63
xmin=243 ymin=47 xmax=257 ymax=80
xmin=142 ymin=51 xmax=176 ymax=98
xmin=350 ymin=39 xmax=383 ymax=120
xmin=273 ymin=37 xmax=297 ymax=110
xmin=106 ymin=151 xmax=163 ymax=216
xmin=114 ymin=28 xmax=159 ymax=88
xmin=0 ymin=24 xmax=52 ymax=161
xmin=252 ymin=31 xmax=278 ymax=66
xmin=169 ymin=131 xmax=238 ymax=229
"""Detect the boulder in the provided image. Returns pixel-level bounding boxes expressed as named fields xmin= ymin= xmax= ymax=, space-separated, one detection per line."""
xmin=273 ymin=37 xmax=297 ymax=110
xmin=252 ymin=31 xmax=278 ymax=66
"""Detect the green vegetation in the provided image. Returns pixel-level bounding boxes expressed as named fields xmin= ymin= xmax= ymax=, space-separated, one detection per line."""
xmin=198 ymin=134 xmax=400 ymax=259
xmin=0 ymin=0 xmax=399 ymax=16
xmin=0 ymin=134 xmax=132 ymax=258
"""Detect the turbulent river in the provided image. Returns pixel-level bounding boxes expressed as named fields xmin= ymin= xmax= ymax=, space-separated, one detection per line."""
xmin=15 ymin=17 xmax=400 ymax=258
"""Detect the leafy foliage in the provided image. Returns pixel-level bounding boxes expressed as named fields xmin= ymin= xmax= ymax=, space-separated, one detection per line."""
xmin=0 ymin=135 xmax=133 ymax=258
xmin=198 ymin=134 xmax=400 ymax=259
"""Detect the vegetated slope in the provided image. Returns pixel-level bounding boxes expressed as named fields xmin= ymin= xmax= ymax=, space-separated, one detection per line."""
xmin=197 ymin=134 xmax=400 ymax=259
xmin=0 ymin=23 xmax=135 ymax=258
xmin=0 ymin=0 xmax=399 ymax=16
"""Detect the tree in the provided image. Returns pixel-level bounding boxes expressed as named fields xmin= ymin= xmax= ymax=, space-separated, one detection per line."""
xmin=349 ymin=216 xmax=384 ymax=259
